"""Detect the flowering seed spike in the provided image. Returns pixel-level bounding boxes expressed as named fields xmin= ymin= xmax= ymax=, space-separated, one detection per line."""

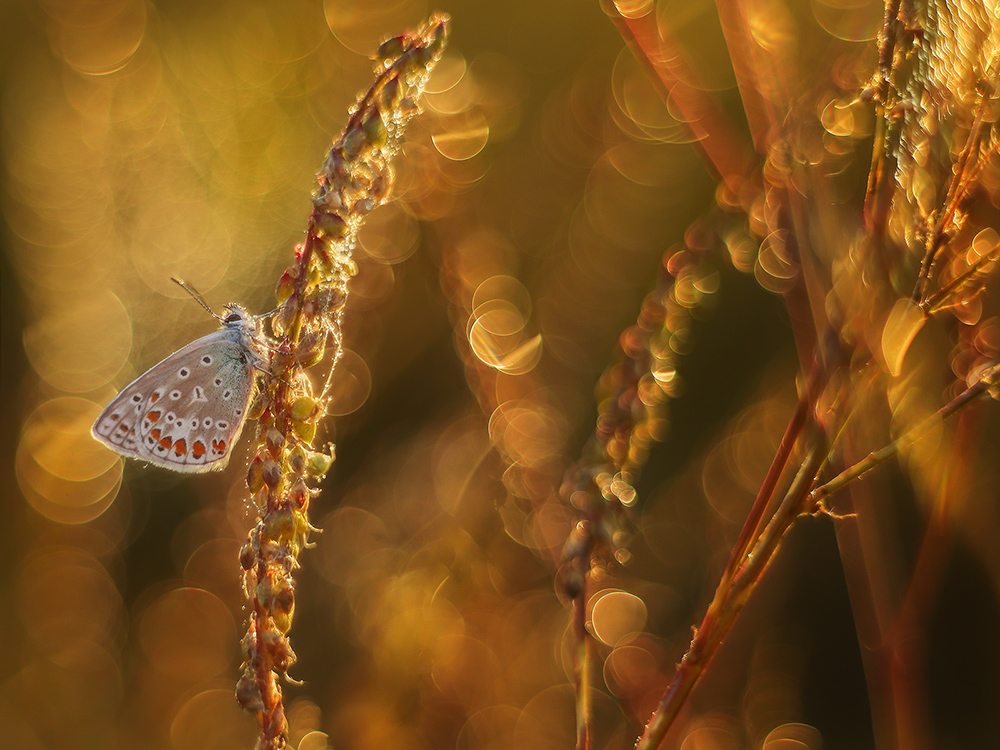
xmin=237 ymin=15 xmax=449 ymax=750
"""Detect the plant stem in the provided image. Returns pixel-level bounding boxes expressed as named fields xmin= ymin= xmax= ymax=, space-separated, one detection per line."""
xmin=601 ymin=0 xmax=747 ymax=193
xmin=863 ymin=0 xmax=903 ymax=243
xmin=636 ymin=440 xmax=828 ymax=750
xmin=574 ymin=550 xmax=591 ymax=750
xmin=921 ymin=244 xmax=1000 ymax=314
xmin=810 ymin=363 xmax=998 ymax=504
xmin=710 ymin=358 xmax=821 ymax=616
xmin=236 ymin=18 xmax=449 ymax=748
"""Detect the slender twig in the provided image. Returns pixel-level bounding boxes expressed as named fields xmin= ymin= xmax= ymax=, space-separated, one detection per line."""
xmin=573 ymin=545 xmax=592 ymax=750
xmin=873 ymin=0 xmax=903 ymax=104
xmin=863 ymin=0 xmax=903 ymax=241
xmin=913 ymin=55 xmax=1000 ymax=302
xmin=811 ymin=363 xmax=998 ymax=505
xmin=637 ymin=440 xmax=828 ymax=750
xmin=707 ymin=357 xmax=822 ymax=619
xmin=921 ymin=244 xmax=1000 ymax=314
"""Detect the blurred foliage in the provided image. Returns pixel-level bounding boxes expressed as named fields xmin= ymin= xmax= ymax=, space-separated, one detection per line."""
xmin=2 ymin=1 xmax=1000 ymax=750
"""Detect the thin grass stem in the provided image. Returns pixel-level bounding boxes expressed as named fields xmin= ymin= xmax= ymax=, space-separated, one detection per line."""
xmin=811 ymin=362 xmax=998 ymax=504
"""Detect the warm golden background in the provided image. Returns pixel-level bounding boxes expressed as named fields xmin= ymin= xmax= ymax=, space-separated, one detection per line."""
xmin=3 ymin=1 xmax=1000 ymax=749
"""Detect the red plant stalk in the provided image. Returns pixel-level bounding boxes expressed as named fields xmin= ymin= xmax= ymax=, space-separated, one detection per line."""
xmin=635 ymin=358 xmax=996 ymax=748
xmin=601 ymin=0 xmax=748 ymax=194
xmin=637 ymin=437 xmax=828 ymax=750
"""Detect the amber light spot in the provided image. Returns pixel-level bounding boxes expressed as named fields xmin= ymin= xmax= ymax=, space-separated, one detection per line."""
xmin=173 ymin=439 xmax=187 ymax=456
xmin=192 ymin=441 xmax=206 ymax=458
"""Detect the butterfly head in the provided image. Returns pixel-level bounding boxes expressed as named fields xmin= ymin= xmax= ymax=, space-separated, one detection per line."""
xmin=221 ymin=304 xmax=257 ymax=331
xmin=221 ymin=304 xmax=270 ymax=371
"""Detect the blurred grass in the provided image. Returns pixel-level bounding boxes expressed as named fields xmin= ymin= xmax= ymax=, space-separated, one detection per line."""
xmin=3 ymin=1 xmax=1000 ymax=749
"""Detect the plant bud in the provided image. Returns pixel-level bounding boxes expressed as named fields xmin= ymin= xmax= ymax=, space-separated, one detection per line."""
xmin=259 ymin=630 xmax=297 ymax=674
xmin=236 ymin=670 xmax=264 ymax=714
xmin=363 ymin=109 xmax=388 ymax=148
xmin=247 ymin=454 xmax=265 ymax=493
xmin=275 ymin=267 xmax=298 ymax=304
xmin=288 ymin=478 xmax=310 ymax=509
xmin=264 ymin=506 xmax=296 ymax=544
xmin=376 ymin=35 xmax=405 ymax=63
xmin=247 ymin=391 xmax=267 ymax=420
xmin=380 ymin=78 xmax=402 ymax=111
xmin=271 ymin=297 xmax=296 ymax=337
xmin=240 ymin=538 xmax=257 ymax=570
xmin=307 ymin=447 xmax=335 ymax=477
xmin=343 ymin=125 xmax=366 ymax=160
xmin=292 ymin=419 xmax=317 ymax=442
xmin=314 ymin=209 xmax=348 ymax=241
xmin=273 ymin=596 xmax=295 ymax=634
xmin=261 ymin=458 xmax=281 ymax=489
xmin=288 ymin=445 xmax=307 ymax=474
xmin=250 ymin=486 xmax=268 ymax=511
xmin=266 ymin=428 xmax=285 ymax=459
xmin=266 ymin=702 xmax=287 ymax=736
xmin=290 ymin=396 xmax=318 ymax=422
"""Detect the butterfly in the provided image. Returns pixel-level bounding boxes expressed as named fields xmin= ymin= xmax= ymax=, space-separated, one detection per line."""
xmin=92 ymin=301 xmax=269 ymax=472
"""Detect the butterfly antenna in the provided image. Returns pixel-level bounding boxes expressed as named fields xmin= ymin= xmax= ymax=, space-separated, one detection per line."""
xmin=171 ymin=277 xmax=219 ymax=320
xmin=254 ymin=306 xmax=278 ymax=321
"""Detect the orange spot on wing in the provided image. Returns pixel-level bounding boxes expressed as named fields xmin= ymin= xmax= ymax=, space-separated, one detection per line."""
xmin=150 ymin=428 xmax=161 ymax=440
xmin=159 ymin=437 xmax=172 ymax=450
xmin=173 ymin=439 xmax=187 ymax=456
xmin=212 ymin=439 xmax=227 ymax=453
xmin=192 ymin=441 xmax=206 ymax=458
xmin=147 ymin=410 xmax=161 ymax=423
xmin=117 ymin=424 xmax=128 ymax=433
xmin=150 ymin=392 xmax=160 ymax=403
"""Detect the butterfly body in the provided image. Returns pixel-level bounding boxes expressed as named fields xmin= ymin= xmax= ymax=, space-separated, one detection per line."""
xmin=92 ymin=305 xmax=267 ymax=472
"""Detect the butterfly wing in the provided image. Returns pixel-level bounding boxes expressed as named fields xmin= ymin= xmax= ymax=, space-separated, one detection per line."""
xmin=92 ymin=330 xmax=259 ymax=472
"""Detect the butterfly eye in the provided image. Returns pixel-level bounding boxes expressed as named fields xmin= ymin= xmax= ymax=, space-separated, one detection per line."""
xmin=224 ymin=312 xmax=243 ymax=324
